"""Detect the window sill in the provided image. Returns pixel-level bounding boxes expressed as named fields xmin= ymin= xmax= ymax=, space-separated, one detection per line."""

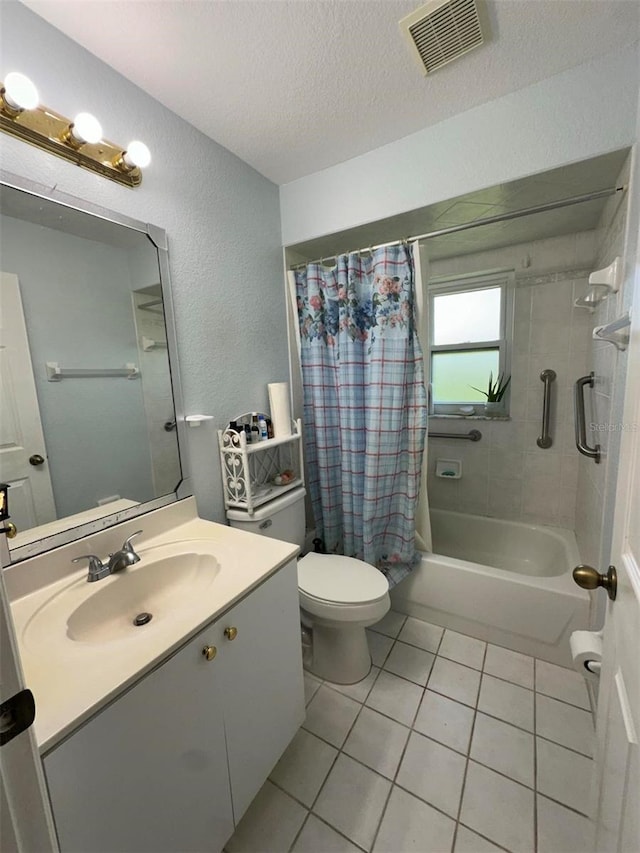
xmin=430 ymin=413 xmax=511 ymax=421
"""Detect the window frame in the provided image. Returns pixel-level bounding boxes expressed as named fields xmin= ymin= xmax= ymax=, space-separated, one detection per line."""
xmin=428 ymin=270 xmax=514 ymax=416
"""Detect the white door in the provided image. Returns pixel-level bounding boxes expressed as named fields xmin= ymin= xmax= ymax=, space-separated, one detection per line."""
xmin=592 ymin=274 xmax=640 ymax=847
xmin=0 ymin=272 xmax=56 ymax=531
xmin=0 ymin=540 xmax=58 ymax=852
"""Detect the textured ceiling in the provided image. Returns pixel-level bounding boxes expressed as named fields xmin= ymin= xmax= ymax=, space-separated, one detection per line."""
xmin=19 ymin=0 xmax=640 ymax=184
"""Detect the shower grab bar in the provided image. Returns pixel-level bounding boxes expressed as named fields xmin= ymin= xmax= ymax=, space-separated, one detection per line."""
xmin=428 ymin=429 xmax=482 ymax=442
xmin=536 ymin=369 xmax=556 ymax=449
xmin=574 ymin=373 xmax=601 ymax=463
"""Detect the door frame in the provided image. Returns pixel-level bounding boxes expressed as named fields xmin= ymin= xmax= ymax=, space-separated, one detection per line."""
xmin=0 ymin=537 xmax=58 ymax=852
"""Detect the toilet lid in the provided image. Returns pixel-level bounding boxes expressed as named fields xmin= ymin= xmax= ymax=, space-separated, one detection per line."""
xmin=298 ymin=553 xmax=389 ymax=604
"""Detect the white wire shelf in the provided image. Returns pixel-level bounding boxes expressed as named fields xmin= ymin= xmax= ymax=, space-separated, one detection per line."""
xmin=225 ymin=478 xmax=304 ymax=512
xmin=218 ymin=418 xmax=304 ymax=515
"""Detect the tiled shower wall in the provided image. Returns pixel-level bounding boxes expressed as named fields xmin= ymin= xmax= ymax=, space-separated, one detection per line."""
xmin=575 ymin=153 xmax=632 ymax=572
xmin=425 ymin=232 xmax=597 ymax=528
xmin=132 ymin=292 xmax=182 ymax=496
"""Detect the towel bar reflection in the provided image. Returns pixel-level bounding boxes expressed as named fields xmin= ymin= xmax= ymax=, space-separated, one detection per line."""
xmin=537 ymin=369 xmax=556 ymax=449
xmin=574 ymin=372 xmax=601 ymax=463
xmin=46 ymin=362 xmax=139 ymax=381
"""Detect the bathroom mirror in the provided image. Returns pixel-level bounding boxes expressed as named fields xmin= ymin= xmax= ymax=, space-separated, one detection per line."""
xmin=0 ymin=175 xmax=190 ymax=563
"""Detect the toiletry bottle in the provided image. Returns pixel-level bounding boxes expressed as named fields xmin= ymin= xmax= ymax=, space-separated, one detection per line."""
xmin=266 ymin=417 xmax=274 ymax=439
xmin=251 ymin=413 xmax=260 ymax=444
xmin=244 ymin=424 xmax=252 ymax=444
xmin=258 ymin=414 xmax=268 ymax=440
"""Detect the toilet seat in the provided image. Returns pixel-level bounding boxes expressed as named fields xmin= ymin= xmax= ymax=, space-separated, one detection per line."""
xmin=297 ymin=552 xmax=389 ymax=606
xmin=297 ymin=552 xmax=391 ymax=680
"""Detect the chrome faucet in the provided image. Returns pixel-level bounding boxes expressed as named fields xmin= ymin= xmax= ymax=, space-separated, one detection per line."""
xmin=108 ymin=531 xmax=143 ymax=573
xmin=72 ymin=531 xmax=143 ymax=582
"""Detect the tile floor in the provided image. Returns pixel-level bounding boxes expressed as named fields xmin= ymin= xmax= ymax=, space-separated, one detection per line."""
xmin=226 ymin=612 xmax=595 ymax=853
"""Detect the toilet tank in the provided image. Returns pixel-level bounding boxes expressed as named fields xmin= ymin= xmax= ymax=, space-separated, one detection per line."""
xmin=226 ymin=487 xmax=307 ymax=550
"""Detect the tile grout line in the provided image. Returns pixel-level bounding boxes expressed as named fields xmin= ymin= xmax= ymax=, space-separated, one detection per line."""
xmin=311 ymin=669 xmax=540 ymax=773
xmin=535 ymin=731 xmax=594 ymax=760
xmin=322 ymin=665 xmax=583 ymax=745
xmin=302 ymin=655 xmax=387 ymax=851
xmin=284 ymin=625 xmax=592 ymax=852
xmin=365 ymin=645 xmax=594 ymax=752
xmin=364 ymin=624 xmax=405 ymax=851
xmin=456 ymin=820 xmax=513 ymax=853
xmin=302 ymin=660 xmax=593 ymax=813
xmin=304 ymin=624 xmax=591 ymax=833
xmin=369 ymin=620 xmax=442 ymax=851
xmin=295 ymin=722 xmax=581 ymax=822
xmin=288 ymin=665 xmax=375 ymax=853
xmin=239 ymin=619 xmax=592 ymax=853
xmin=533 ymin=659 xmax=539 ymax=853
xmin=450 ymin=638 xmax=488 ymax=852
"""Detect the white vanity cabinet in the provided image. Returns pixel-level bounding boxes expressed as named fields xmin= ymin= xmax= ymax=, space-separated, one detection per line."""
xmin=42 ymin=560 xmax=304 ymax=853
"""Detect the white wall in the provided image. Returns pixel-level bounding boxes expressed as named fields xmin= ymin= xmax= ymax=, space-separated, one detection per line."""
xmin=280 ymin=43 xmax=640 ymax=247
xmin=1 ymin=1 xmax=288 ymax=523
xmin=575 ymin=153 xmax=635 ymax=584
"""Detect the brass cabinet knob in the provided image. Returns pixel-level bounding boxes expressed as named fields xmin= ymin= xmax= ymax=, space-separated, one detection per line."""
xmin=224 ymin=626 xmax=238 ymax=641
xmin=573 ymin=564 xmax=617 ymax=601
xmin=202 ymin=645 xmax=217 ymax=661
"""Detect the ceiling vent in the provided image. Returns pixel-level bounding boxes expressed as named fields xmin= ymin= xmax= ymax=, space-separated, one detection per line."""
xmin=400 ymin=0 xmax=484 ymax=75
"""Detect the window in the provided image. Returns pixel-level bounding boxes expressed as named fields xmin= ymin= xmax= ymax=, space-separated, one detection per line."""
xmin=428 ymin=272 xmax=513 ymax=415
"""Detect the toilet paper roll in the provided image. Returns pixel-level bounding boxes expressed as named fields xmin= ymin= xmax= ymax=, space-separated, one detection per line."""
xmin=268 ymin=382 xmax=292 ymax=437
xmin=570 ymin=629 xmax=603 ymax=683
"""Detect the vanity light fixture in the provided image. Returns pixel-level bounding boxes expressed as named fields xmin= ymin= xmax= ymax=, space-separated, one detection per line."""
xmin=0 ymin=71 xmax=150 ymax=188
xmin=120 ymin=140 xmax=151 ymax=170
xmin=61 ymin=112 xmax=103 ymax=148
xmin=2 ymin=71 xmax=39 ymax=113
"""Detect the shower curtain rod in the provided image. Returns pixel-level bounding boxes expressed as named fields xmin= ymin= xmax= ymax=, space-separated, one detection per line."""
xmin=291 ymin=185 xmax=624 ymax=269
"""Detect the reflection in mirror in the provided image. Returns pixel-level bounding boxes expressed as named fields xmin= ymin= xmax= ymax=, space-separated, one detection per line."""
xmin=0 ymin=183 xmax=183 ymax=554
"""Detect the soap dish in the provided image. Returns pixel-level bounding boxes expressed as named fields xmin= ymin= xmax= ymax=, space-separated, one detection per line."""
xmin=435 ymin=459 xmax=462 ymax=479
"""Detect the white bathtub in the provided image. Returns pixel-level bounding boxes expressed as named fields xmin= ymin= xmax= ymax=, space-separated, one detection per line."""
xmin=391 ymin=509 xmax=590 ymax=667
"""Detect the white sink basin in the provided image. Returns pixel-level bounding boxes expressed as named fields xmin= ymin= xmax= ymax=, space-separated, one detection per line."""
xmin=23 ymin=542 xmax=221 ymax=648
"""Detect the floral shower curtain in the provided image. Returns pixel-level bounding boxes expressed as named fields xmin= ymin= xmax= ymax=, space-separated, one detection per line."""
xmin=295 ymin=244 xmax=427 ymax=586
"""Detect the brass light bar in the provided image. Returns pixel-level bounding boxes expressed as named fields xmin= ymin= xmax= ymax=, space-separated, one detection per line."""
xmin=0 ymin=79 xmax=144 ymax=188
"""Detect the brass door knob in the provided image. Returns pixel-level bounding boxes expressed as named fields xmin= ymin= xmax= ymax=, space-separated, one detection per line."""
xmin=224 ymin=626 xmax=238 ymax=641
xmin=573 ymin=564 xmax=617 ymax=601
xmin=202 ymin=645 xmax=217 ymax=661
xmin=29 ymin=454 xmax=45 ymax=466
xmin=1 ymin=522 xmax=17 ymax=539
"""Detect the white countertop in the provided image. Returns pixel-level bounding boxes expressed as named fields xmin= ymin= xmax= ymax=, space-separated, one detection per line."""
xmin=10 ymin=499 xmax=140 ymax=549
xmin=7 ymin=499 xmax=299 ymax=753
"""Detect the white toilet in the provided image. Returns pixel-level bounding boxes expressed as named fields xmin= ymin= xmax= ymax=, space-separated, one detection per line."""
xmin=227 ymin=487 xmax=390 ymax=683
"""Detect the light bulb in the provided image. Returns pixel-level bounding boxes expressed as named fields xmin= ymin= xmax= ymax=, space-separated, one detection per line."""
xmin=71 ymin=112 xmax=102 ymax=144
xmin=3 ymin=71 xmax=39 ymax=111
xmin=123 ymin=140 xmax=151 ymax=169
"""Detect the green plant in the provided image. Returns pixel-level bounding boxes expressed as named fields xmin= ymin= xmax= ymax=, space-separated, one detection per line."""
xmin=470 ymin=372 xmax=511 ymax=402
